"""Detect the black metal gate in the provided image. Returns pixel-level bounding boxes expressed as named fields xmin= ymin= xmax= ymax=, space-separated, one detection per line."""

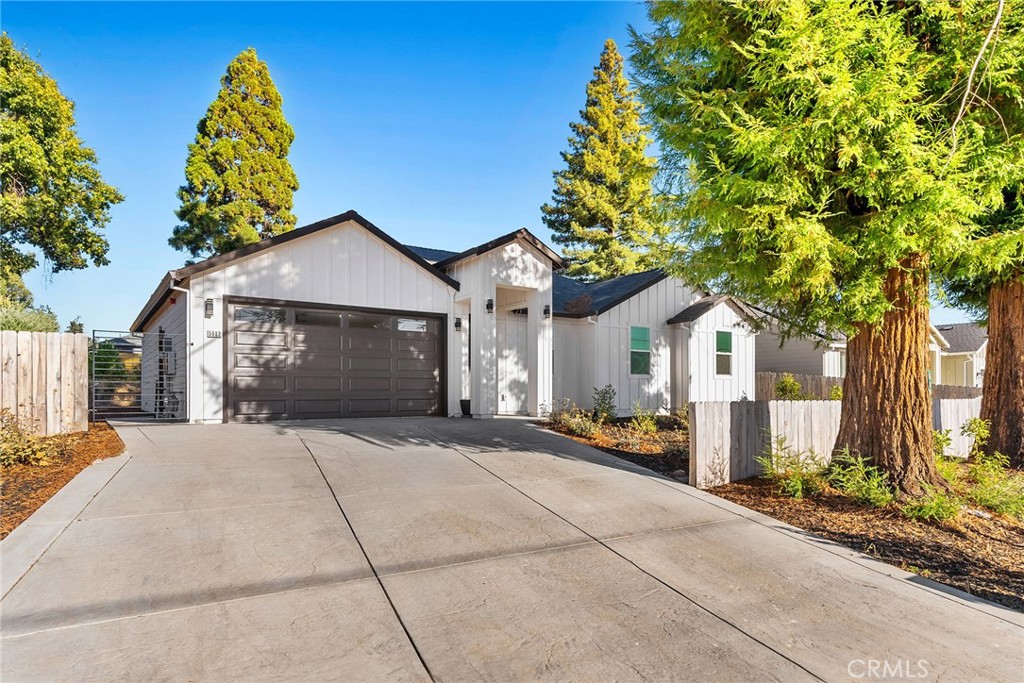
xmin=91 ymin=329 xmax=187 ymax=421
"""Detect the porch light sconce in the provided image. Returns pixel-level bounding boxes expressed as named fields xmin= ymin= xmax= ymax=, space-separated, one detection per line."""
xmin=204 ymin=299 xmax=214 ymax=318
xmin=543 ymin=304 xmax=551 ymax=319
xmin=454 ymin=317 xmax=463 ymax=331
xmin=486 ymin=298 xmax=494 ymax=314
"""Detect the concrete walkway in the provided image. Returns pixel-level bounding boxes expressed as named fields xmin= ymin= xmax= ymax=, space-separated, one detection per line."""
xmin=2 ymin=418 xmax=1021 ymax=682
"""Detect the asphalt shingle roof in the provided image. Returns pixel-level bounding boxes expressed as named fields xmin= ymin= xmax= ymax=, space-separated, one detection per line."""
xmin=553 ymin=270 xmax=667 ymax=316
xmin=403 ymin=245 xmax=460 ymax=263
xmin=934 ymin=322 xmax=987 ymax=353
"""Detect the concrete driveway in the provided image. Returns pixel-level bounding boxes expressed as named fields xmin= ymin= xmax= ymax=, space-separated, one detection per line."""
xmin=2 ymin=418 xmax=1021 ymax=682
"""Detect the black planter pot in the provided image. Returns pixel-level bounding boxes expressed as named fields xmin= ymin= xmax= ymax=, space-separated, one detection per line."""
xmin=460 ymin=399 xmax=471 ymax=416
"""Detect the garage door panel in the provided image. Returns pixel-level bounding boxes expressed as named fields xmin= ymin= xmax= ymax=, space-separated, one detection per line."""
xmin=295 ymin=376 xmax=342 ymax=392
xmin=227 ymin=303 xmax=443 ymax=421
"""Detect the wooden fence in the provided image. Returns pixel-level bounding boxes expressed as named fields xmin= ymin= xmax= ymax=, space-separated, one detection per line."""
xmin=932 ymin=384 xmax=984 ymax=400
xmin=688 ymin=398 xmax=982 ymax=488
xmin=0 ymin=331 xmax=89 ymax=436
xmin=755 ymin=372 xmax=843 ymax=400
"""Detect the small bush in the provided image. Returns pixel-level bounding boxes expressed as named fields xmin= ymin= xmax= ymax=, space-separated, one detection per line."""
xmin=0 ymin=410 xmax=72 ymax=467
xmin=828 ymin=451 xmax=895 ymax=507
xmin=776 ymin=373 xmax=806 ymax=401
xmin=756 ymin=436 xmax=827 ymax=499
xmin=961 ymin=417 xmax=990 ymax=460
xmin=902 ymin=488 xmax=961 ymax=522
xmin=967 ymin=450 xmax=1024 ymax=519
xmin=549 ymin=400 xmax=600 ymax=438
xmin=630 ymin=401 xmax=657 ymax=434
xmin=933 ymin=429 xmax=952 ymax=459
xmin=828 ymin=384 xmax=843 ymax=401
xmin=934 ymin=456 xmax=961 ymax=488
xmin=592 ymin=385 xmax=616 ymax=424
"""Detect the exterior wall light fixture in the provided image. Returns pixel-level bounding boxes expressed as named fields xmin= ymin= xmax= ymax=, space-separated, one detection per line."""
xmin=486 ymin=298 xmax=494 ymax=314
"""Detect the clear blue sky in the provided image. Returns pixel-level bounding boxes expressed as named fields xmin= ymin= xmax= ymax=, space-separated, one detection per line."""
xmin=5 ymin=1 xmax=970 ymax=332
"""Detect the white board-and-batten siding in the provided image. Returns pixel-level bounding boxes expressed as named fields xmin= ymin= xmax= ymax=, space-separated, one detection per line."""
xmin=684 ymin=303 xmax=756 ymax=403
xmin=554 ymin=277 xmax=698 ymax=416
xmin=170 ymin=220 xmax=457 ymax=422
xmin=140 ymin=296 xmax=188 ymax=418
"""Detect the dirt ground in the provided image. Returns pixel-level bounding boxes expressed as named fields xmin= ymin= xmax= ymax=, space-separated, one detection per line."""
xmin=547 ymin=416 xmax=689 ymax=477
xmin=711 ymin=478 xmax=1024 ymax=612
xmin=1 ymin=422 xmax=125 ymax=539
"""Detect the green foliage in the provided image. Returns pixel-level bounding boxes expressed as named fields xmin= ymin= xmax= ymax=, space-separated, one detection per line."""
xmin=541 ymin=39 xmax=668 ymax=280
xmin=170 ymin=48 xmax=298 ymax=259
xmin=776 ymin=373 xmax=807 ymax=401
xmin=65 ymin=317 xmax=84 ymax=334
xmin=549 ymin=399 xmax=600 ymax=438
xmin=901 ymin=487 xmax=961 ymax=523
xmin=934 ymin=456 xmax=961 ymax=488
xmin=0 ymin=33 xmax=123 ymax=286
xmin=756 ymin=436 xmax=827 ymax=499
xmin=0 ymin=410 xmax=72 ymax=467
xmin=89 ymin=341 xmax=127 ymax=380
xmin=592 ymin=384 xmax=616 ymax=424
xmin=828 ymin=384 xmax=843 ymax=401
xmin=827 ymin=451 xmax=895 ymax=508
xmin=630 ymin=2 xmax=1011 ymax=339
xmin=630 ymin=401 xmax=657 ymax=434
xmin=0 ymin=301 xmax=58 ymax=331
xmin=966 ymin=450 xmax=1024 ymax=519
xmin=961 ymin=417 xmax=990 ymax=460
xmin=933 ymin=429 xmax=953 ymax=460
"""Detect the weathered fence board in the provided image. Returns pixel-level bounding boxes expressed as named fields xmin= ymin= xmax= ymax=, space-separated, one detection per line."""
xmin=0 ymin=332 xmax=88 ymax=435
xmin=932 ymin=385 xmax=984 ymax=400
xmin=689 ymin=397 xmax=983 ymax=489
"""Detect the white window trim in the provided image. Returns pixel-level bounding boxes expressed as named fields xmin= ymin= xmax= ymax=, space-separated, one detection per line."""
xmin=715 ymin=330 xmax=733 ymax=377
xmin=629 ymin=326 xmax=652 ymax=378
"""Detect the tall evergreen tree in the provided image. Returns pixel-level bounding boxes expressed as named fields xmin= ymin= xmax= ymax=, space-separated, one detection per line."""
xmin=171 ymin=48 xmax=298 ymax=259
xmin=541 ymin=39 xmax=663 ymax=281
xmin=0 ymin=33 xmax=123 ymax=297
xmin=631 ymin=1 xmax=1011 ymax=495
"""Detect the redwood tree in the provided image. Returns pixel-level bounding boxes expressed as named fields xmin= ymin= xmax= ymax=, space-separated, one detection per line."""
xmin=631 ymin=1 xmax=1006 ymax=494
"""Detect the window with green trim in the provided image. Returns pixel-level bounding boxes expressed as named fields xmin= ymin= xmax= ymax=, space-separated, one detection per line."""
xmin=716 ymin=330 xmax=733 ymax=375
xmin=630 ymin=326 xmax=651 ymax=375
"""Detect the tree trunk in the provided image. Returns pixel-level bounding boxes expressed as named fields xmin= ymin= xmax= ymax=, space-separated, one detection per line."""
xmin=834 ymin=255 xmax=948 ymax=496
xmin=980 ymin=276 xmax=1024 ymax=468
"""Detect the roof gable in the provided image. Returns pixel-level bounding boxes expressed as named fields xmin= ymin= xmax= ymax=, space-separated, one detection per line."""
xmin=935 ymin=322 xmax=987 ymax=353
xmin=432 ymin=229 xmax=566 ymax=270
xmin=667 ymin=294 xmax=758 ymax=326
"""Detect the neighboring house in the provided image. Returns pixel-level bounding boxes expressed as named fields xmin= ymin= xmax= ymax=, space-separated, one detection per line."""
xmin=935 ymin=322 xmax=987 ymax=388
xmin=131 ymin=210 xmax=760 ymax=422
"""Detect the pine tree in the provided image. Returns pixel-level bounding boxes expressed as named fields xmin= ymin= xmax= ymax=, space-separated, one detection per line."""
xmin=631 ymin=1 xmax=1014 ymax=495
xmin=170 ymin=48 xmax=298 ymax=259
xmin=541 ymin=39 xmax=663 ymax=281
xmin=1 ymin=33 xmax=123 ymax=296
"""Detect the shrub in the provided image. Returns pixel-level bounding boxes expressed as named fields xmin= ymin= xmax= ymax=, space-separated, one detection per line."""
xmin=967 ymin=450 xmax=1024 ymax=519
xmin=549 ymin=400 xmax=600 ymax=438
xmin=828 ymin=384 xmax=843 ymax=401
xmin=592 ymin=385 xmax=616 ymax=424
xmin=961 ymin=417 xmax=990 ymax=460
xmin=0 ymin=410 xmax=72 ymax=467
xmin=901 ymin=488 xmax=961 ymax=522
xmin=630 ymin=401 xmax=657 ymax=434
xmin=828 ymin=451 xmax=895 ymax=507
xmin=934 ymin=456 xmax=961 ymax=488
xmin=756 ymin=436 xmax=827 ymax=499
xmin=775 ymin=373 xmax=805 ymax=401
xmin=0 ymin=303 xmax=59 ymax=332
xmin=933 ymin=429 xmax=952 ymax=459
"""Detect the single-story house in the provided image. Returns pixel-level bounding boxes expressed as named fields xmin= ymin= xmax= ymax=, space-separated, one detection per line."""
xmin=131 ymin=210 xmax=759 ymax=422
xmin=935 ymin=322 xmax=987 ymax=388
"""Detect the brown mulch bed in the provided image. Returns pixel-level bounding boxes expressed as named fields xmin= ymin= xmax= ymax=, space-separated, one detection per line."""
xmin=710 ymin=478 xmax=1024 ymax=612
xmin=547 ymin=417 xmax=689 ymax=478
xmin=1 ymin=422 xmax=125 ymax=540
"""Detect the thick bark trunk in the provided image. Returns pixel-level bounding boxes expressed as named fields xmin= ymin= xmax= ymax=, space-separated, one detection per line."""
xmin=980 ymin=276 xmax=1024 ymax=468
xmin=833 ymin=255 xmax=948 ymax=496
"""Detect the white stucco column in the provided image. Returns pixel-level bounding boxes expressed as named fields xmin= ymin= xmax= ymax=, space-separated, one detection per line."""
xmin=527 ymin=286 xmax=553 ymax=416
xmin=470 ymin=289 xmax=498 ymax=416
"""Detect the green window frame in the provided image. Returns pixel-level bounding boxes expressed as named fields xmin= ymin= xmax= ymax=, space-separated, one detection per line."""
xmin=716 ymin=330 xmax=733 ymax=376
xmin=630 ymin=326 xmax=651 ymax=375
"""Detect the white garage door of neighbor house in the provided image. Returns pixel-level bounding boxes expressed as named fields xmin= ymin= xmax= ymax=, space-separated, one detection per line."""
xmin=226 ymin=303 xmax=443 ymax=421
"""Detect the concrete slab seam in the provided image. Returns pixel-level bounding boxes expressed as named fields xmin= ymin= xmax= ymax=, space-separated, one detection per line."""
xmin=416 ymin=423 xmax=828 ymax=683
xmin=1 ymin=453 xmax=134 ymax=601
xmin=296 ymin=434 xmax=436 ymax=683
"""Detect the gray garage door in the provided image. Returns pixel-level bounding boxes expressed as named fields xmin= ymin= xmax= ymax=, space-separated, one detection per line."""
xmin=226 ymin=303 xmax=443 ymax=421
